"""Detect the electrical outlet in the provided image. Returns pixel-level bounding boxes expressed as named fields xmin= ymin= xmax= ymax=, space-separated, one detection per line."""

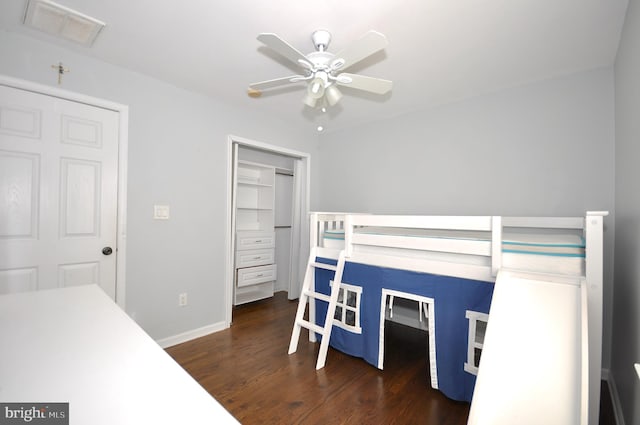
xmin=154 ymin=204 xmax=170 ymax=220
xmin=178 ymin=292 xmax=188 ymax=307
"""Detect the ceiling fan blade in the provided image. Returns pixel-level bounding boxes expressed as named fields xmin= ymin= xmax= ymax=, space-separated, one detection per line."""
xmin=332 ymin=30 xmax=388 ymax=70
xmin=249 ymin=75 xmax=304 ymax=91
xmin=335 ymin=73 xmax=393 ymax=95
xmin=257 ymin=33 xmax=309 ymax=67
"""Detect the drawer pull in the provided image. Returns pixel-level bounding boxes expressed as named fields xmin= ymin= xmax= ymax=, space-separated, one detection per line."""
xmin=256 ymin=273 xmax=264 ymax=277
xmin=253 ymin=256 xmax=262 ymax=260
xmin=254 ymin=240 xmax=263 ymax=243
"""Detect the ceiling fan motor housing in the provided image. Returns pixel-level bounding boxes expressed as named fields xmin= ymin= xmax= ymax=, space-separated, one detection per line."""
xmin=306 ymin=52 xmax=334 ymax=71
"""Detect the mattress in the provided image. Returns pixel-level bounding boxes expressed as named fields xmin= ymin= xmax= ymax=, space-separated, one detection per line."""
xmin=321 ymin=227 xmax=585 ymax=276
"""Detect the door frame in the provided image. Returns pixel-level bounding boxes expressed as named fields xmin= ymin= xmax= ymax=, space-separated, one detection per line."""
xmin=225 ymin=135 xmax=310 ymax=326
xmin=0 ymin=75 xmax=129 ymax=308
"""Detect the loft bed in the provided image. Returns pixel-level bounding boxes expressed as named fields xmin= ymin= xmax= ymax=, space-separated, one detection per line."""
xmin=301 ymin=211 xmax=606 ymax=425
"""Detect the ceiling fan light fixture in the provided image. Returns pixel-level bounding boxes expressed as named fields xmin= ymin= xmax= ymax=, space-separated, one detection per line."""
xmin=307 ymin=73 xmax=327 ymax=99
xmin=303 ymin=93 xmax=318 ymax=107
xmin=325 ymin=85 xmax=342 ymax=106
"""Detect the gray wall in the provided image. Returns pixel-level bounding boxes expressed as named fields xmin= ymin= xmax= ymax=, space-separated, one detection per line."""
xmin=613 ymin=0 xmax=640 ymax=422
xmin=0 ymin=30 xmax=318 ymax=340
xmin=317 ymin=67 xmax=616 ymax=370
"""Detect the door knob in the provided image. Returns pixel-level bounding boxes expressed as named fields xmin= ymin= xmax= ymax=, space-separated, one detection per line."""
xmin=102 ymin=247 xmax=113 ymax=255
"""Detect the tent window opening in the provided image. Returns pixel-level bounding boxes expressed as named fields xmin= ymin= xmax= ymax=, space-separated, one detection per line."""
xmin=464 ymin=310 xmax=489 ymax=375
xmin=330 ymin=281 xmax=362 ymax=333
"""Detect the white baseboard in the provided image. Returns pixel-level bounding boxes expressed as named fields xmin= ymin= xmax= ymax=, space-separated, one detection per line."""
xmin=604 ymin=370 xmax=625 ymax=425
xmin=156 ymin=321 xmax=227 ymax=348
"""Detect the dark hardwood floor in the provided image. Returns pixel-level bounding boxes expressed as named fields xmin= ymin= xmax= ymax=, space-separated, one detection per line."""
xmin=166 ymin=291 xmax=617 ymax=425
xmin=166 ymin=292 xmax=469 ymax=424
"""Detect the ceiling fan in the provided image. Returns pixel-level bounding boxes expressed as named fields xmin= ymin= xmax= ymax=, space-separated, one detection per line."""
xmin=248 ymin=29 xmax=392 ymax=108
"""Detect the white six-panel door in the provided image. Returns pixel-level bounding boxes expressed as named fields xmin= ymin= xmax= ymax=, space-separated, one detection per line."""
xmin=0 ymin=85 xmax=119 ymax=299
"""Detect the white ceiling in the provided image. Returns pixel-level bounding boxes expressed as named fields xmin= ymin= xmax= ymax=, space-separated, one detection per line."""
xmin=0 ymin=0 xmax=629 ymax=133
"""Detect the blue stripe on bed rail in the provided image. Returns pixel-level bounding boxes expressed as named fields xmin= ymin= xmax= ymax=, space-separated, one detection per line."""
xmin=502 ymin=241 xmax=585 ymax=248
xmin=502 ymin=249 xmax=585 ymax=258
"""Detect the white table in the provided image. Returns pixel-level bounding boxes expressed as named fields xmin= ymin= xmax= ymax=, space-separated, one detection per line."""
xmin=0 ymin=285 xmax=238 ymax=424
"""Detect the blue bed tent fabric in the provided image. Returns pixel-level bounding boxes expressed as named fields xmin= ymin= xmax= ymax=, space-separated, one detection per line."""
xmin=314 ymin=258 xmax=494 ymax=402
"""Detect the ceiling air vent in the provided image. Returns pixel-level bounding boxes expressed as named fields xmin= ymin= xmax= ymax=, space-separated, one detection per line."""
xmin=23 ymin=0 xmax=105 ymax=47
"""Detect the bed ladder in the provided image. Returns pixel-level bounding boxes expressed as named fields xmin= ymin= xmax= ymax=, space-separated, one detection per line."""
xmin=288 ymin=248 xmax=346 ymax=370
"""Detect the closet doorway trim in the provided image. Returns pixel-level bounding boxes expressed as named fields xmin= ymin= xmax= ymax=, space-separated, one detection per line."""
xmin=225 ymin=135 xmax=310 ymax=326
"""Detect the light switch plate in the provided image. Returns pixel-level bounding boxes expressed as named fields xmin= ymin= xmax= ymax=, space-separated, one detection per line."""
xmin=154 ymin=205 xmax=170 ymax=220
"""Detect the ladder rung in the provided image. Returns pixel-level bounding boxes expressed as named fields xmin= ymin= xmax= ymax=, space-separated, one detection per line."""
xmin=311 ymin=262 xmax=337 ymax=271
xmin=297 ymin=319 xmax=324 ymax=335
xmin=303 ymin=290 xmax=331 ymax=302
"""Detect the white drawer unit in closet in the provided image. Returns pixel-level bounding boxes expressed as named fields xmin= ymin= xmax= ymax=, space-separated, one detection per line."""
xmin=233 ymin=160 xmax=276 ymax=305
xmin=236 ymin=231 xmax=275 ymax=250
xmin=236 ymin=264 xmax=277 ymax=288
xmin=236 ymin=249 xmax=275 ymax=268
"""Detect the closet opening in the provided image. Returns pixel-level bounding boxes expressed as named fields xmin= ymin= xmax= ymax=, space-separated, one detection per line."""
xmin=225 ymin=136 xmax=310 ymax=326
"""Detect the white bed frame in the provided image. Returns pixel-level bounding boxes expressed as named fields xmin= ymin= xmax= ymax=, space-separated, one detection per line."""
xmin=306 ymin=211 xmax=607 ymax=425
